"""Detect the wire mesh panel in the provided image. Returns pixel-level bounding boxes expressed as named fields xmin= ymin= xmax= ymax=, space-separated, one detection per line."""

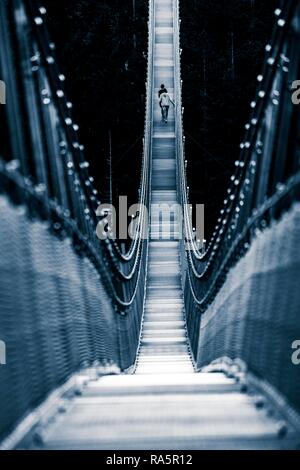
xmin=176 ymin=0 xmax=300 ymax=414
xmin=197 ymin=204 xmax=300 ymax=414
xmin=0 ymin=0 xmax=153 ymax=441
xmin=0 ymin=195 xmax=119 ymax=440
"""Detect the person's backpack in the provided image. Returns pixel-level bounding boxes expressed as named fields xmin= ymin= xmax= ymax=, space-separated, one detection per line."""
xmin=160 ymin=93 xmax=170 ymax=107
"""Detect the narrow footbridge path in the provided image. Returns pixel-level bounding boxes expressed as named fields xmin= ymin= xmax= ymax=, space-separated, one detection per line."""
xmin=135 ymin=0 xmax=193 ymax=376
xmin=33 ymin=373 xmax=294 ymax=450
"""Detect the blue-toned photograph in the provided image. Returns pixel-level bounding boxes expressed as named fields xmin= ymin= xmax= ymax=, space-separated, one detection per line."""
xmin=0 ymin=0 xmax=300 ymax=454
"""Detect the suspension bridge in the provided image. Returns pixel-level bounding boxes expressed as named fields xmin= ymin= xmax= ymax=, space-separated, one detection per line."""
xmin=0 ymin=0 xmax=300 ymax=450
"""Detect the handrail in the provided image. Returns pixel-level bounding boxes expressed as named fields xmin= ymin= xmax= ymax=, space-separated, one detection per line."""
xmin=178 ymin=0 xmax=300 ymax=312
xmin=0 ymin=0 xmax=154 ymax=311
xmin=187 ymin=0 xmax=298 ymax=264
xmin=25 ymin=0 xmax=148 ymax=277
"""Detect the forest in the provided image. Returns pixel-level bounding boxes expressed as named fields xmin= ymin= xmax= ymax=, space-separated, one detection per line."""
xmin=43 ymin=0 xmax=275 ymax=237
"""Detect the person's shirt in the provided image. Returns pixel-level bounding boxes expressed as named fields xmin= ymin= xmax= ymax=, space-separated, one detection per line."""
xmin=160 ymin=92 xmax=172 ymax=107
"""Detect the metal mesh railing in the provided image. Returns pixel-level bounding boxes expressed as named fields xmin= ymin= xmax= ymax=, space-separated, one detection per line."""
xmin=0 ymin=194 xmax=119 ymax=441
xmin=175 ymin=0 xmax=300 ymax=413
xmin=0 ymin=0 xmax=155 ymax=440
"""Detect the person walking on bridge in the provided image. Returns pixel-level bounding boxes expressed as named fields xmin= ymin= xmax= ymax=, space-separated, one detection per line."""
xmin=159 ymin=88 xmax=175 ymax=124
xmin=158 ymin=83 xmax=167 ymax=100
xmin=158 ymin=83 xmax=167 ymax=116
